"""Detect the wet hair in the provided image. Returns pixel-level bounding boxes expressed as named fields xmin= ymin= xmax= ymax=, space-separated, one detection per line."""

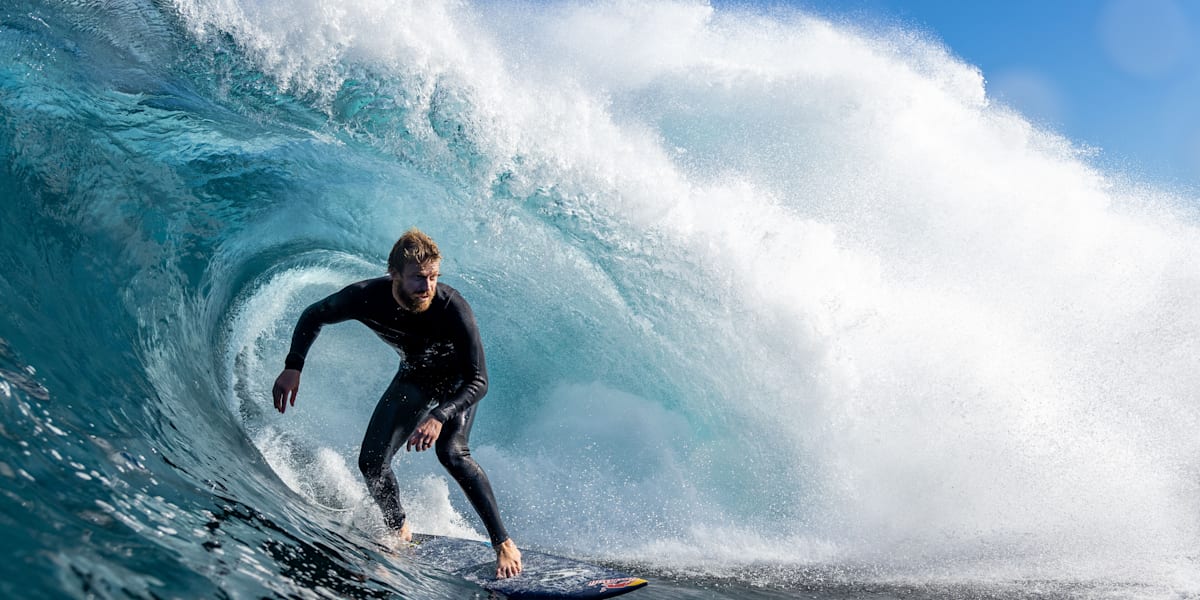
xmin=388 ymin=228 xmax=442 ymax=272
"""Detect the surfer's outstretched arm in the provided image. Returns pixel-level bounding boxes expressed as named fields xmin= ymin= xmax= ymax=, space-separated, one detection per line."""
xmin=271 ymin=283 xmax=362 ymax=413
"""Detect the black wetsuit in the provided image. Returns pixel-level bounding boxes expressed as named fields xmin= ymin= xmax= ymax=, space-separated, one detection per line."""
xmin=284 ymin=277 xmax=509 ymax=545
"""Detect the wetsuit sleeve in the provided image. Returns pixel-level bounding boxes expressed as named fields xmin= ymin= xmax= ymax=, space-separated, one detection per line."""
xmin=427 ymin=295 xmax=488 ymax=423
xmin=283 ymin=284 xmax=362 ymax=372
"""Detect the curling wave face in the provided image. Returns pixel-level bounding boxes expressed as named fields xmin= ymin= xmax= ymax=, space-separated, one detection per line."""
xmin=2 ymin=0 xmax=1200 ymax=597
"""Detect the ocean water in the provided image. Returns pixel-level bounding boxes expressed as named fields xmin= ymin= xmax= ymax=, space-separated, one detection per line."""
xmin=2 ymin=1 xmax=1200 ymax=598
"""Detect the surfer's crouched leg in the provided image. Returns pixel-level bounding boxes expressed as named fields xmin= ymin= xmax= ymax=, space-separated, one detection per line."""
xmin=437 ymin=434 xmax=522 ymax=577
xmin=435 ymin=405 xmax=511 ymax=548
xmin=359 ymin=376 xmax=428 ymax=536
xmin=359 ymin=450 xmax=407 ymax=532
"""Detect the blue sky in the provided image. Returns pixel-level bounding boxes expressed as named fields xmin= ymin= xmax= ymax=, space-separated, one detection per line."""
xmin=783 ymin=0 xmax=1200 ymax=192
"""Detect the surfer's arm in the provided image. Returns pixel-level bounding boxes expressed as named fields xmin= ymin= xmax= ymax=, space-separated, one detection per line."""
xmin=283 ymin=284 xmax=361 ymax=371
xmin=427 ymin=295 xmax=488 ymax=423
xmin=273 ymin=284 xmax=362 ymax=414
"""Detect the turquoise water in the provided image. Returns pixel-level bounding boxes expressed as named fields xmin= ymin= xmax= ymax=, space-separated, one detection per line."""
xmin=2 ymin=1 xmax=1199 ymax=598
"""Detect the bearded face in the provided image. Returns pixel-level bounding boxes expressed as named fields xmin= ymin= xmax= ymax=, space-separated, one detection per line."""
xmin=390 ymin=259 xmax=440 ymax=313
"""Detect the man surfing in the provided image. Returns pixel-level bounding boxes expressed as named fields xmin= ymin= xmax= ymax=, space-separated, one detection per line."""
xmin=271 ymin=228 xmax=523 ymax=579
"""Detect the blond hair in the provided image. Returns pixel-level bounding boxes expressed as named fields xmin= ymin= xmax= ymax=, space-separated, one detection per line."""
xmin=388 ymin=228 xmax=442 ymax=272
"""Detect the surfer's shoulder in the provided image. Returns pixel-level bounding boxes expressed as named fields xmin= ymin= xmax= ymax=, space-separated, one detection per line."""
xmin=436 ymin=285 xmax=479 ymax=327
xmin=321 ymin=277 xmax=391 ymax=314
xmin=340 ymin=276 xmax=391 ymax=295
xmin=436 ymin=283 xmax=467 ymax=310
xmin=437 ymin=282 xmax=460 ymax=300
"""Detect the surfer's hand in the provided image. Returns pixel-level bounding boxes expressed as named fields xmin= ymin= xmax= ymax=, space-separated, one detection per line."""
xmin=273 ymin=369 xmax=301 ymax=414
xmin=406 ymin=418 xmax=442 ymax=452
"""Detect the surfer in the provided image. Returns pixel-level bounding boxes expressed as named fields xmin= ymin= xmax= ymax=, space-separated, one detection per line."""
xmin=271 ymin=228 xmax=523 ymax=579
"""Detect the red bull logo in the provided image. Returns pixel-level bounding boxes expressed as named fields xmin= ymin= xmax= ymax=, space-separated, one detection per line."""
xmin=586 ymin=577 xmax=648 ymax=591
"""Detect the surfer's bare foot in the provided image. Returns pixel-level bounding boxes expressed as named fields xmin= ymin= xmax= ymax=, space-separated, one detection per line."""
xmin=495 ymin=538 xmax=522 ymax=579
xmin=381 ymin=521 xmax=413 ymax=550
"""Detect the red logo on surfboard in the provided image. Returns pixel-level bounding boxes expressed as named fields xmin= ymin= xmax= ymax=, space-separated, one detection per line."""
xmin=586 ymin=577 xmax=646 ymax=590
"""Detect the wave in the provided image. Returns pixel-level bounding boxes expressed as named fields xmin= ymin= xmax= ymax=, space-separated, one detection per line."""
xmin=2 ymin=0 xmax=1199 ymax=597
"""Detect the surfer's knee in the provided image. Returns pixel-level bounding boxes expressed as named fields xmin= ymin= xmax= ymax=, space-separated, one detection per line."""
xmin=358 ymin=451 xmax=385 ymax=479
xmin=435 ymin=442 xmax=473 ymax=473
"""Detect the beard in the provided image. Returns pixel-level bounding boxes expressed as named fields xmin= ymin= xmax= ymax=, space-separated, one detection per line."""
xmin=405 ymin=294 xmax=433 ymax=313
xmin=394 ymin=283 xmax=434 ymax=313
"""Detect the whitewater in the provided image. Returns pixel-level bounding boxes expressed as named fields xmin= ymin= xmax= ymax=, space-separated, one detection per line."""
xmin=2 ymin=0 xmax=1198 ymax=598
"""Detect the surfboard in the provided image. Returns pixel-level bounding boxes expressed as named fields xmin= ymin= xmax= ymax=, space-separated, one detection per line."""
xmin=407 ymin=533 xmax=648 ymax=599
